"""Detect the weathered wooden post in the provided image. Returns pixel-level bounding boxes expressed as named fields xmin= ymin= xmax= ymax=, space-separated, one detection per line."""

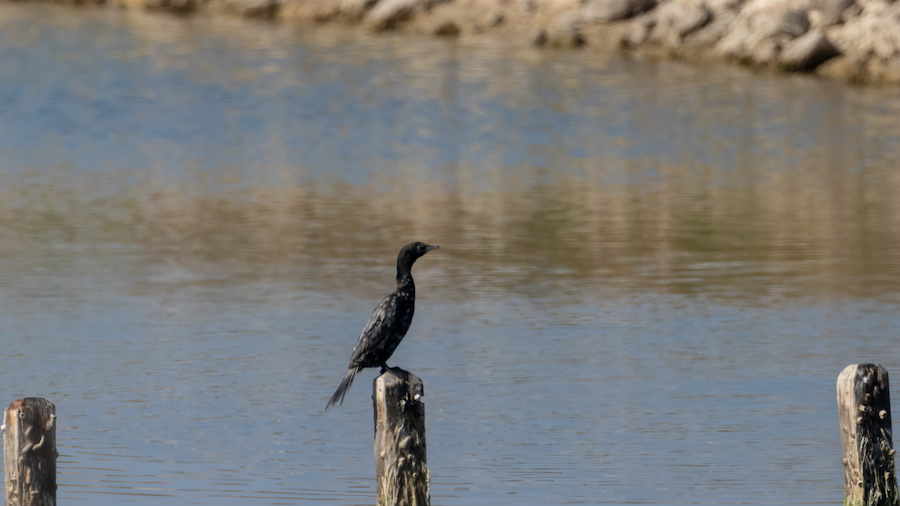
xmin=837 ymin=364 xmax=899 ymax=506
xmin=373 ymin=370 xmax=430 ymax=506
xmin=2 ymin=398 xmax=57 ymax=506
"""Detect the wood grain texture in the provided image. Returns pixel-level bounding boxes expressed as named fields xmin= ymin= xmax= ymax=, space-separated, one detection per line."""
xmin=3 ymin=398 xmax=57 ymax=506
xmin=838 ymin=365 xmax=899 ymax=506
xmin=373 ymin=370 xmax=430 ymax=506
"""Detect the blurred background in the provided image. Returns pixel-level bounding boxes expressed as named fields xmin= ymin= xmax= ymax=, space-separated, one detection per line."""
xmin=1 ymin=3 xmax=899 ymax=504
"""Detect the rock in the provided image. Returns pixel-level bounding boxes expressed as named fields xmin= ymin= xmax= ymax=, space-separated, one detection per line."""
xmin=341 ymin=0 xmax=379 ymax=21
xmin=476 ymin=12 xmax=505 ymax=31
xmin=533 ymin=29 xmax=549 ymax=45
xmin=219 ymin=0 xmax=279 ymax=17
xmin=809 ymin=0 xmax=855 ymax=26
xmin=534 ymin=11 xmax=586 ymax=47
xmin=365 ymin=0 xmax=419 ymax=30
xmin=433 ymin=19 xmax=461 ymax=35
xmin=143 ymin=0 xmax=200 ymax=13
xmin=780 ymin=28 xmax=841 ymax=69
xmin=533 ymin=27 xmax=587 ymax=47
xmin=551 ymin=12 xmax=587 ymax=46
xmin=754 ymin=8 xmax=810 ymax=38
xmin=624 ymin=15 xmax=654 ymax=45
xmin=682 ymin=8 xmax=737 ymax=47
xmin=716 ymin=7 xmax=811 ymax=63
xmin=704 ymin=0 xmax=743 ymax=12
xmin=818 ymin=54 xmax=900 ymax=85
xmin=650 ymin=0 xmax=712 ymax=44
xmin=581 ymin=0 xmax=657 ymax=23
xmin=816 ymin=55 xmax=870 ymax=82
xmin=855 ymin=0 xmax=889 ymax=9
xmin=749 ymin=38 xmax=779 ymax=63
xmin=879 ymin=58 xmax=900 ymax=83
xmin=714 ymin=25 xmax=755 ymax=59
xmin=829 ymin=1 xmax=900 ymax=60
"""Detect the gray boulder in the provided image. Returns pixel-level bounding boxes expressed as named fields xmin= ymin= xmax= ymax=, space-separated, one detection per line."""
xmin=341 ymin=0 xmax=379 ymax=20
xmin=535 ymin=11 xmax=587 ymax=47
xmin=650 ymin=0 xmax=713 ymax=43
xmin=433 ymin=19 xmax=462 ymax=36
xmin=809 ymin=0 xmax=856 ymax=26
xmin=365 ymin=0 xmax=420 ymax=30
xmin=581 ymin=0 xmax=657 ymax=23
xmin=780 ymin=28 xmax=841 ymax=69
xmin=219 ymin=0 xmax=279 ymax=17
xmin=829 ymin=1 xmax=900 ymax=60
xmin=716 ymin=6 xmax=811 ymax=63
xmin=143 ymin=0 xmax=199 ymax=13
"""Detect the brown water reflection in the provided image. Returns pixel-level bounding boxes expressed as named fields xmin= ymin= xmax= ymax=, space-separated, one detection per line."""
xmin=2 ymin=157 xmax=898 ymax=302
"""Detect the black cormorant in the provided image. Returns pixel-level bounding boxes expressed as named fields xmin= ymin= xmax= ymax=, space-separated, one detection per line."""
xmin=325 ymin=242 xmax=439 ymax=409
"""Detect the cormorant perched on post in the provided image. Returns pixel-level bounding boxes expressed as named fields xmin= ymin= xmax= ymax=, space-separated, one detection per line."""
xmin=325 ymin=242 xmax=440 ymax=410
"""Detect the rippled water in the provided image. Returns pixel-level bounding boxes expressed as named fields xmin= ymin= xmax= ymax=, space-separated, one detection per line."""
xmin=1 ymin=3 xmax=900 ymax=504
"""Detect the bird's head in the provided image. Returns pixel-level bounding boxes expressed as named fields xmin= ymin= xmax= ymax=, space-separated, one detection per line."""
xmin=398 ymin=242 xmax=440 ymax=264
xmin=396 ymin=243 xmax=440 ymax=281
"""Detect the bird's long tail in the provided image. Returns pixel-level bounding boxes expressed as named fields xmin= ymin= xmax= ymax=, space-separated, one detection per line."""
xmin=325 ymin=367 xmax=358 ymax=410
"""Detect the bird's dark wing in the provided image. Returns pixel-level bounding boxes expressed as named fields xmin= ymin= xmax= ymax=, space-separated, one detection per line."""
xmin=348 ymin=292 xmax=398 ymax=368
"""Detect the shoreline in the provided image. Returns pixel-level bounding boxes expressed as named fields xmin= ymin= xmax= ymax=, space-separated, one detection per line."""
xmin=9 ymin=0 xmax=900 ymax=85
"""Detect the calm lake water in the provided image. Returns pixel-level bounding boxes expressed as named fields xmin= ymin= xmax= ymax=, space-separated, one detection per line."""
xmin=1 ymin=3 xmax=900 ymax=504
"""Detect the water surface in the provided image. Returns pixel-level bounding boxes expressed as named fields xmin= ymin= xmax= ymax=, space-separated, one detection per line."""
xmin=1 ymin=3 xmax=900 ymax=504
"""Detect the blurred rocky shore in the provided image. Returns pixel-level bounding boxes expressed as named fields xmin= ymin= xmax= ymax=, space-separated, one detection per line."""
xmin=16 ymin=0 xmax=900 ymax=84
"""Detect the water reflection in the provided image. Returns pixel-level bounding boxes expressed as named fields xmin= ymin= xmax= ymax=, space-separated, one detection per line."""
xmin=0 ymin=2 xmax=899 ymax=505
xmin=2 ymin=163 xmax=899 ymax=302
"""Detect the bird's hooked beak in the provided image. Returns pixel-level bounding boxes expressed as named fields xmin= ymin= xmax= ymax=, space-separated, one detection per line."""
xmin=426 ymin=244 xmax=440 ymax=252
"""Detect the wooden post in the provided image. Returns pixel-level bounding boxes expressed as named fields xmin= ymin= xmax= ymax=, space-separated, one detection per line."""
xmin=373 ymin=370 xmax=430 ymax=506
xmin=837 ymin=365 xmax=899 ymax=506
xmin=3 ymin=398 xmax=57 ymax=506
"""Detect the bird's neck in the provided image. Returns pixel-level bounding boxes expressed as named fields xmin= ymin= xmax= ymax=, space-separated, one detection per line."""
xmin=396 ymin=264 xmax=416 ymax=289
